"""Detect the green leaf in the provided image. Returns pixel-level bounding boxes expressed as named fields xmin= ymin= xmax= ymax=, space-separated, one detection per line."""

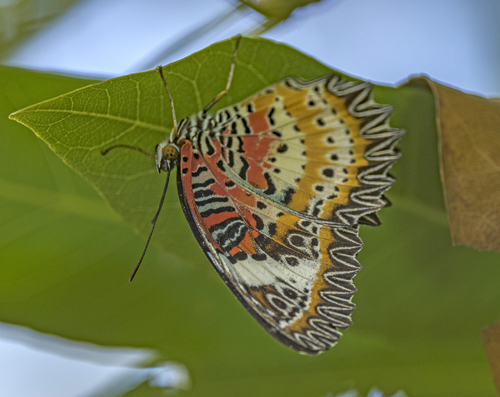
xmin=4 ymin=37 xmax=500 ymax=396
xmin=9 ymin=37 xmax=337 ymax=262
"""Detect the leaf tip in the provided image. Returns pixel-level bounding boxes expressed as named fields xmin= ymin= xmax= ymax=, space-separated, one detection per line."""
xmin=8 ymin=109 xmax=20 ymax=121
xmin=8 ymin=108 xmax=34 ymax=132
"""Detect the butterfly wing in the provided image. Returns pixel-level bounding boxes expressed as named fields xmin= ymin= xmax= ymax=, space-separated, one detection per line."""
xmin=213 ymin=75 xmax=403 ymax=227
xmin=177 ymin=148 xmax=361 ymax=354
xmin=177 ymin=75 xmax=403 ymax=354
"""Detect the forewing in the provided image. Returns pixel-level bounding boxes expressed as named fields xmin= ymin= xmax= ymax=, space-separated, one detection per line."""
xmin=213 ymin=75 xmax=404 ymax=227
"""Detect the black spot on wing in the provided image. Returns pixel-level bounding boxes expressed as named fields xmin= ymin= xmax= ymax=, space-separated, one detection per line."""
xmin=199 ymin=205 xmax=237 ymax=218
xmin=277 ymin=143 xmax=288 ymax=154
xmin=239 ymin=157 xmax=250 ymax=180
xmin=267 ymin=107 xmax=276 ymax=126
xmin=241 ymin=118 xmax=252 ymax=134
xmin=195 ymin=196 xmax=230 ymax=207
xmin=191 ymin=178 xmax=216 ymax=189
xmin=193 ymin=188 xmax=213 ymax=200
xmin=283 ymin=187 xmax=294 ymax=205
xmin=228 ymin=150 xmax=235 ymax=167
xmin=251 ymin=253 xmax=267 ymax=261
xmin=252 ymin=213 xmax=265 ymax=230
xmin=192 ymin=166 xmax=207 ymax=178
xmin=263 ymin=172 xmax=277 ymax=195
xmin=216 ymin=159 xmax=225 ymax=171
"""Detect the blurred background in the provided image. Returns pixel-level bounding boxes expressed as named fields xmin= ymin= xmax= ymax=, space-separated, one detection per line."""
xmin=1 ymin=0 xmax=500 ymax=396
xmin=2 ymin=0 xmax=500 ymax=94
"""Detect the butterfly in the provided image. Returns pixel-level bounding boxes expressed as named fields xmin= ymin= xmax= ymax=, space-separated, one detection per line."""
xmin=104 ymin=36 xmax=403 ymax=355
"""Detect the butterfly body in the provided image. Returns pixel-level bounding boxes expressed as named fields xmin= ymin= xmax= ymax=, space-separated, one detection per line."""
xmin=154 ymin=73 xmax=403 ymax=354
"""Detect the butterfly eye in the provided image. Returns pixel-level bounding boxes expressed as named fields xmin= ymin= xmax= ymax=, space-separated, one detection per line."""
xmin=162 ymin=144 xmax=179 ymax=161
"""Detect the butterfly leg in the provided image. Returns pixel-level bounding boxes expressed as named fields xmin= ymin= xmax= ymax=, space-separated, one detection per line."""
xmin=202 ymin=34 xmax=242 ymax=116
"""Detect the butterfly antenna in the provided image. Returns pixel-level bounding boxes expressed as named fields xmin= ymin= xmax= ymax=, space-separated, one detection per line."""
xmin=129 ymin=168 xmax=171 ymax=282
xmin=202 ymin=34 xmax=242 ymax=116
xmin=158 ymin=65 xmax=179 ymax=137
xmin=101 ymin=144 xmax=154 ymax=159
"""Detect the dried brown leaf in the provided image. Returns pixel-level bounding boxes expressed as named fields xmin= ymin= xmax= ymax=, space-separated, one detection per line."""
xmin=405 ymin=76 xmax=500 ymax=252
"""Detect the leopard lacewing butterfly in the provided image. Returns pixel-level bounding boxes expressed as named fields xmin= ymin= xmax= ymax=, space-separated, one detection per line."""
xmin=104 ymin=36 xmax=403 ymax=354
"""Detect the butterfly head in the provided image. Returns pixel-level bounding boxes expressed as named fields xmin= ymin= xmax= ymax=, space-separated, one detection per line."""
xmin=155 ymin=140 xmax=180 ymax=173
